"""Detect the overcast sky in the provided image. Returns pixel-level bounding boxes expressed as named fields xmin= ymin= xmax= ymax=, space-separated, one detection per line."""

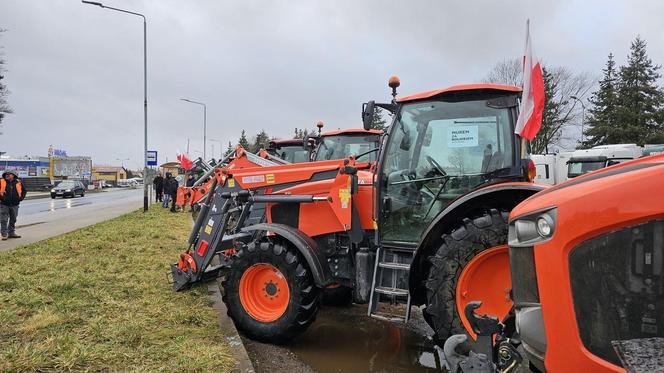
xmin=1 ymin=0 xmax=663 ymax=167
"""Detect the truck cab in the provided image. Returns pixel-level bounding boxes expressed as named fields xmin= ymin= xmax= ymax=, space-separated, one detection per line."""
xmin=567 ymin=144 xmax=643 ymax=178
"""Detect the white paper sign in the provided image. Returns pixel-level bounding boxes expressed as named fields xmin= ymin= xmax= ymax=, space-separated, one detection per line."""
xmin=448 ymin=126 xmax=478 ymax=148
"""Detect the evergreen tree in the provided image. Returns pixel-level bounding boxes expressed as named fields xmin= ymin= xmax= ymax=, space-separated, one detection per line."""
xmin=371 ymin=107 xmax=387 ymax=130
xmin=531 ymin=67 xmax=564 ymax=154
xmin=251 ymin=129 xmax=270 ymax=153
xmin=583 ymin=54 xmax=620 ymax=147
xmin=614 ymin=36 xmax=664 ymax=144
xmin=238 ymin=130 xmax=250 ymax=149
xmin=224 ymin=141 xmax=234 ymax=157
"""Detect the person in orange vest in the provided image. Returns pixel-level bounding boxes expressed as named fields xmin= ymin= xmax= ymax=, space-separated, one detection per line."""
xmin=0 ymin=171 xmax=27 ymax=240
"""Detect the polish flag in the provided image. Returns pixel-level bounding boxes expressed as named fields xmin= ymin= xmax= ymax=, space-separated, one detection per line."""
xmin=177 ymin=151 xmax=193 ymax=170
xmin=514 ymin=20 xmax=545 ymax=141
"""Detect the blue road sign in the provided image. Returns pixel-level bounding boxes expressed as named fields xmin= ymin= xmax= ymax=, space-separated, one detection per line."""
xmin=147 ymin=150 xmax=158 ymax=166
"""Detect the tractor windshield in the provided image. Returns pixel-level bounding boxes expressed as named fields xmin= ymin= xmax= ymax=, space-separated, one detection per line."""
xmin=270 ymin=144 xmax=310 ymax=163
xmin=381 ymin=98 xmax=516 ymax=243
xmin=313 ymin=134 xmax=381 ymax=162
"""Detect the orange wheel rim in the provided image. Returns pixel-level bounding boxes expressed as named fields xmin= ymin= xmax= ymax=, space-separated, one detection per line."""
xmin=456 ymin=245 xmax=512 ymax=340
xmin=239 ymin=263 xmax=290 ymax=322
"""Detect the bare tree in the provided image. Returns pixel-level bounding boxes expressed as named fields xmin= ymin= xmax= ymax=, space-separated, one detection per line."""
xmin=0 ymin=29 xmax=12 ymax=126
xmin=484 ymin=59 xmax=594 ymax=152
xmin=483 ymin=58 xmax=522 ymax=86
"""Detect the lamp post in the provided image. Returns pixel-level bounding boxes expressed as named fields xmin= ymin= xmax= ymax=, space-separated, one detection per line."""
xmin=116 ymin=157 xmax=130 ymax=168
xmin=209 ymin=138 xmax=223 ymax=160
xmin=570 ymin=95 xmax=586 ymax=145
xmin=82 ymin=0 xmax=149 ymax=212
xmin=181 ymin=99 xmax=207 ymax=160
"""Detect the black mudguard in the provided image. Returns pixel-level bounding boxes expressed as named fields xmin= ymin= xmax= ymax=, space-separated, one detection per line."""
xmin=242 ymin=223 xmax=335 ymax=287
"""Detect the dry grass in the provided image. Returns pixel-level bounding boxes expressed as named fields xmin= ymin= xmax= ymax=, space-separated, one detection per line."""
xmin=0 ymin=206 xmax=235 ymax=372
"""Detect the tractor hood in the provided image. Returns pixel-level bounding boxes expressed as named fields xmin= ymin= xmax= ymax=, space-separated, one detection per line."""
xmin=511 ymin=154 xmax=664 ymax=220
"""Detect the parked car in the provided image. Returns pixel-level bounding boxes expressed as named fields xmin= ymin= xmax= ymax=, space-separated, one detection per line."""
xmin=117 ymin=179 xmax=139 ymax=188
xmin=51 ymin=180 xmax=85 ymax=198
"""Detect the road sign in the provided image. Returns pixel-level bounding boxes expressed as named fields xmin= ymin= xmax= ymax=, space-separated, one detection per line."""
xmin=147 ymin=150 xmax=158 ymax=166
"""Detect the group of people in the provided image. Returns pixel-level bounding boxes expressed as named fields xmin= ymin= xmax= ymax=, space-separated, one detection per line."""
xmin=152 ymin=173 xmax=196 ymax=212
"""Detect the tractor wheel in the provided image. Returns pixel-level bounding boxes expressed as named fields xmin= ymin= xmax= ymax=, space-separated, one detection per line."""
xmin=423 ymin=208 xmax=510 ymax=344
xmin=321 ymin=285 xmax=353 ymax=306
xmin=222 ymin=239 xmax=320 ymax=343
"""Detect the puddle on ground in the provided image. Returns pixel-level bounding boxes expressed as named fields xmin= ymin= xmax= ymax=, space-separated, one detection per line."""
xmin=288 ymin=305 xmax=445 ymax=373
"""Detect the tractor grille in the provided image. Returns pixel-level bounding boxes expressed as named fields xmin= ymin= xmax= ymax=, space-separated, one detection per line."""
xmin=509 ymin=245 xmax=539 ymax=304
xmin=569 ymin=219 xmax=664 ymax=367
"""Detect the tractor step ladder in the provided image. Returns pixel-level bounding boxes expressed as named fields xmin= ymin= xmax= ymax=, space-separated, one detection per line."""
xmin=368 ymin=246 xmax=413 ymax=323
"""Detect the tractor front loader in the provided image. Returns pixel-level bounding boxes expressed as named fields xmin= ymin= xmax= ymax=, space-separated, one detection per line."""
xmin=176 ymin=146 xmax=291 ymax=209
xmin=170 ymin=78 xmax=545 ymax=345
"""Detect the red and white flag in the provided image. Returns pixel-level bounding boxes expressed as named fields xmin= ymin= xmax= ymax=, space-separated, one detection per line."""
xmin=177 ymin=151 xmax=193 ymax=170
xmin=515 ymin=20 xmax=545 ymax=141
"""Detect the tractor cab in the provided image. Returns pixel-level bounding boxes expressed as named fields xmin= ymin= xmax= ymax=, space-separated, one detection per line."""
xmin=266 ymin=138 xmax=309 ymax=163
xmin=368 ymin=83 xmax=527 ymax=243
xmin=310 ymin=129 xmax=383 ymax=162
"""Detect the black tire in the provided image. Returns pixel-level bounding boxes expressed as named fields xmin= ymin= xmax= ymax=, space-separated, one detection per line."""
xmin=321 ymin=286 xmax=353 ymax=307
xmin=51 ymin=194 xmax=56 ymax=199
xmin=80 ymin=191 xmax=85 ymax=197
xmin=423 ymin=208 xmax=509 ymax=344
xmin=222 ymin=239 xmax=320 ymax=343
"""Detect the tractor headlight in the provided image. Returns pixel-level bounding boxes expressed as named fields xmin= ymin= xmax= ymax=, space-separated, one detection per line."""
xmin=509 ymin=207 xmax=557 ymax=247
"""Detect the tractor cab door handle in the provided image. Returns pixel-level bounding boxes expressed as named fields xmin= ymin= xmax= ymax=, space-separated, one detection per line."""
xmin=382 ymin=196 xmax=392 ymax=217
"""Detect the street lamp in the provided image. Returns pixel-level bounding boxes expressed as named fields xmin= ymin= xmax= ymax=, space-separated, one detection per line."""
xmin=570 ymin=95 xmax=586 ymax=145
xmin=82 ymin=0 xmax=149 ymax=212
xmin=181 ymin=99 xmax=207 ymax=160
xmin=209 ymin=138 xmax=223 ymax=160
xmin=116 ymin=158 xmax=130 ymax=168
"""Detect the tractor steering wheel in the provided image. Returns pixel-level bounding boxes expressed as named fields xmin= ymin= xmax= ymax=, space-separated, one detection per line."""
xmin=426 ymin=155 xmax=447 ymax=176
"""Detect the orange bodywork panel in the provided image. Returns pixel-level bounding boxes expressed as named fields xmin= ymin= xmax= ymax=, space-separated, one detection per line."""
xmin=176 ymin=146 xmax=276 ymax=207
xmin=509 ymin=154 xmax=664 ymax=372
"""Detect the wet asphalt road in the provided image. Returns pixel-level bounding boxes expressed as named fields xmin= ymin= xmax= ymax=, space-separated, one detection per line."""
xmin=0 ymin=188 xmax=145 ymax=251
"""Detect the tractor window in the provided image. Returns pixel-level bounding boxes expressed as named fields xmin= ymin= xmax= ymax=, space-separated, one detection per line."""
xmin=314 ymin=135 xmax=380 ymax=162
xmin=274 ymin=145 xmax=309 ymax=163
xmin=380 ymin=98 xmax=515 ymax=243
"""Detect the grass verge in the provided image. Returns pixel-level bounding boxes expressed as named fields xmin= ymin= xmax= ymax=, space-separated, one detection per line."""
xmin=0 ymin=206 xmax=235 ymax=372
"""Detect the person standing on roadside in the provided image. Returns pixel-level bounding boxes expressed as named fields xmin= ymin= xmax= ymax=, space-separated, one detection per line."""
xmin=153 ymin=173 xmax=164 ymax=202
xmin=162 ymin=172 xmax=173 ymax=208
xmin=0 ymin=171 xmax=27 ymax=240
xmin=168 ymin=174 xmax=179 ymax=213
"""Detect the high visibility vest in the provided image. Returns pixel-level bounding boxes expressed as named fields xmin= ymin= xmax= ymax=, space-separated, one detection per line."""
xmin=0 ymin=178 xmax=23 ymax=195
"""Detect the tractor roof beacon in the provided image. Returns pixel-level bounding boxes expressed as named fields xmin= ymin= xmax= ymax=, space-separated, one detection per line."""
xmin=444 ymin=154 xmax=664 ymax=373
xmin=170 ymin=78 xmax=544 ymax=345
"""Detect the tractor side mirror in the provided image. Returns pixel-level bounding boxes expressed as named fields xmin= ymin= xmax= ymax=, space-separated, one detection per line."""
xmin=362 ymin=101 xmax=375 ymax=130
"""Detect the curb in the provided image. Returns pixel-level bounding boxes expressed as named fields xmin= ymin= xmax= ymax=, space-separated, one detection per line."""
xmin=208 ymin=282 xmax=256 ymax=373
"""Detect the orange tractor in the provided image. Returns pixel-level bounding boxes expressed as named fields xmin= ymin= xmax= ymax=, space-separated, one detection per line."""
xmin=444 ymin=154 xmax=664 ymax=372
xmin=177 ymin=129 xmax=383 ymax=209
xmin=176 ymin=146 xmax=291 ymax=209
xmin=170 ymin=78 xmax=543 ymax=344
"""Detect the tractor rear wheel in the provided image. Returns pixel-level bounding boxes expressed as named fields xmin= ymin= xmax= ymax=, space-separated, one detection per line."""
xmin=222 ymin=239 xmax=320 ymax=342
xmin=423 ymin=208 xmax=510 ymax=344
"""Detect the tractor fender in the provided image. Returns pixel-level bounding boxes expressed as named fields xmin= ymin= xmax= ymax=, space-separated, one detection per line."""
xmin=408 ymin=182 xmax=545 ymax=306
xmin=242 ymin=223 xmax=335 ymax=287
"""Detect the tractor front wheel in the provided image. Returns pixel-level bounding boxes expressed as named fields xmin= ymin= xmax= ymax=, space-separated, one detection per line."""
xmin=222 ymin=239 xmax=320 ymax=342
xmin=423 ymin=208 xmax=511 ymax=344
